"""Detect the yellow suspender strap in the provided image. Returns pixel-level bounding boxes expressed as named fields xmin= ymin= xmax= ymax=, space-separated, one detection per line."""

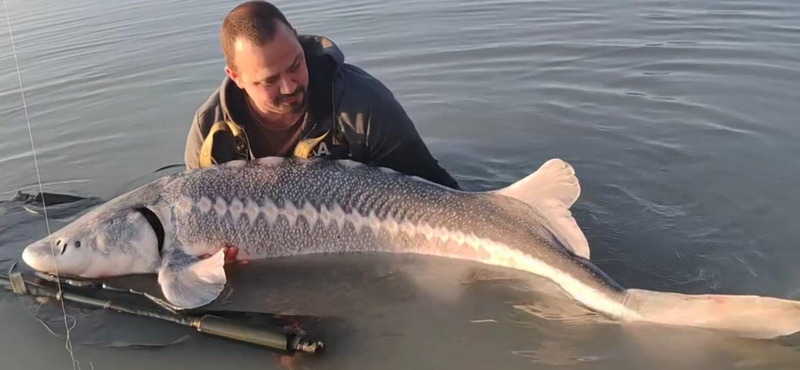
xmin=199 ymin=121 xmax=242 ymax=168
xmin=293 ymin=131 xmax=329 ymax=159
xmin=200 ymin=121 xmax=330 ymax=167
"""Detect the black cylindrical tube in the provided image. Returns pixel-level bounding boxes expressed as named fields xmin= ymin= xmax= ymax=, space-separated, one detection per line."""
xmin=194 ymin=314 xmax=290 ymax=351
xmin=3 ymin=275 xmax=323 ymax=354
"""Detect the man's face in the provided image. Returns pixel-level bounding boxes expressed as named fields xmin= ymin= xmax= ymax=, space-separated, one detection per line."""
xmin=226 ymin=22 xmax=309 ymax=126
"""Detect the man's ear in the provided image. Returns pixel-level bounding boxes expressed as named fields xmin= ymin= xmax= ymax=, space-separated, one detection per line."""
xmin=225 ymin=65 xmax=245 ymax=89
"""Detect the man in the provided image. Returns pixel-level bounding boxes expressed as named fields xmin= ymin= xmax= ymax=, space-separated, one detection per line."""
xmin=184 ymin=1 xmax=459 ymax=189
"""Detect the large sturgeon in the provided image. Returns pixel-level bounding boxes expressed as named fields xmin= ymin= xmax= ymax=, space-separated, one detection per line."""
xmin=21 ymin=157 xmax=800 ymax=339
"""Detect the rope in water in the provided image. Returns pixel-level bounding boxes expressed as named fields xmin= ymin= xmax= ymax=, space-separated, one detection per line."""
xmin=2 ymin=1 xmax=79 ymax=369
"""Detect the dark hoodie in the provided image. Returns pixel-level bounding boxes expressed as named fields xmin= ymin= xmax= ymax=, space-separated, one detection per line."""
xmin=184 ymin=35 xmax=459 ymax=189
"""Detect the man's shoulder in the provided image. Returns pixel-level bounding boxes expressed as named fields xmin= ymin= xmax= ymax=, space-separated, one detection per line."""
xmin=339 ymin=64 xmax=390 ymax=93
xmin=192 ymin=80 xmax=228 ymax=133
xmin=300 ymin=33 xmax=395 ymax=107
xmin=334 ymin=64 xmax=399 ymax=114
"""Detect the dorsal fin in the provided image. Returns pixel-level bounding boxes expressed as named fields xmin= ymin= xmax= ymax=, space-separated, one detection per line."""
xmin=495 ymin=159 xmax=590 ymax=259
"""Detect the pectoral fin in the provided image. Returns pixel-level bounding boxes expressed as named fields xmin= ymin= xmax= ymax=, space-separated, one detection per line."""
xmin=158 ymin=248 xmax=226 ymax=309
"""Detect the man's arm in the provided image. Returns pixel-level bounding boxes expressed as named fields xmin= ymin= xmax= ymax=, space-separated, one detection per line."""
xmin=365 ymin=90 xmax=460 ymax=189
xmin=184 ymin=113 xmax=203 ymax=170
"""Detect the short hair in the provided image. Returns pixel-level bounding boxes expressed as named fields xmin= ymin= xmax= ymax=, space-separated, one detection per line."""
xmin=220 ymin=1 xmax=294 ymax=69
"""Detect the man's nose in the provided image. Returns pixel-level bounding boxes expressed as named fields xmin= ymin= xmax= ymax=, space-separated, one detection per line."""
xmin=279 ymin=77 xmax=297 ymax=95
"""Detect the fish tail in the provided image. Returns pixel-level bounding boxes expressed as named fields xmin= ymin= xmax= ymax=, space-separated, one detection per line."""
xmin=623 ymin=288 xmax=800 ymax=339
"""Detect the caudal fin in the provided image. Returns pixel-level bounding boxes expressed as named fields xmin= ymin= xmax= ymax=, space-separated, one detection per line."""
xmin=625 ymin=288 xmax=800 ymax=339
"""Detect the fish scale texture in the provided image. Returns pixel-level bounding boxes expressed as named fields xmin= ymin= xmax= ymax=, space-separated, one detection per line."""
xmin=153 ymin=158 xmax=620 ymax=299
xmin=162 ymin=159 xmax=529 ymax=256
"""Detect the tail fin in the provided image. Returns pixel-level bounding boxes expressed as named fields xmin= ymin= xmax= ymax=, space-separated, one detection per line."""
xmin=626 ymin=288 xmax=800 ymax=339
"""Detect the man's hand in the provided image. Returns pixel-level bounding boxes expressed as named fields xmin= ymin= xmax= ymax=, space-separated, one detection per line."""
xmin=223 ymin=245 xmax=249 ymax=264
xmin=202 ymin=245 xmax=249 ymax=264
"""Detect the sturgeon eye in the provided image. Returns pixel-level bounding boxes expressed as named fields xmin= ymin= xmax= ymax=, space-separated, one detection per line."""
xmin=75 ymin=241 xmax=81 ymax=248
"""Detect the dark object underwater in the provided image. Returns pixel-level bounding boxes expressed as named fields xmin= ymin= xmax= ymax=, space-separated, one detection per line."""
xmin=0 ymin=272 xmax=324 ymax=355
xmin=11 ymin=191 xmax=89 ymax=206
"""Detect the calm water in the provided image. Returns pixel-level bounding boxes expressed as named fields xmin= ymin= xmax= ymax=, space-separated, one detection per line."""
xmin=2 ymin=0 xmax=800 ymax=368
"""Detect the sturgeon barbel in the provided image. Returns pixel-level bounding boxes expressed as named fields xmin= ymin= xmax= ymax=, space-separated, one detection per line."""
xmin=22 ymin=157 xmax=800 ymax=338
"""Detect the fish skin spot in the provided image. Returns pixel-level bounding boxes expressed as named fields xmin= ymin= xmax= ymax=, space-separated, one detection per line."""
xmin=301 ymin=202 xmax=318 ymax=227
xmin=338 ymin=160 xmax=363 ymax=169
xmin=244 ymin=200 xmax=260 ymax=224
xmin=256 ymin=157 xmax=285 ymax=166
xmin=319 ymin=204 xmax=331 ymax=227
xmin=214 ymin=197 xmax=228 ymax=217
xmin=283 ymin=201 xmax=299 ymax=226
xmin=198 ymin=197 xmax=212 ymax=214
xmin=229 ymin=198 xmax=244 ymax=221
xmin=225 ymin=160 xmax=247 ymax=168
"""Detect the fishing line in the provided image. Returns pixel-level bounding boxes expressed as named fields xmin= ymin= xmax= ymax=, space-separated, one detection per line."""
xmin=2 ymin=1 xmax=79 ymax=369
